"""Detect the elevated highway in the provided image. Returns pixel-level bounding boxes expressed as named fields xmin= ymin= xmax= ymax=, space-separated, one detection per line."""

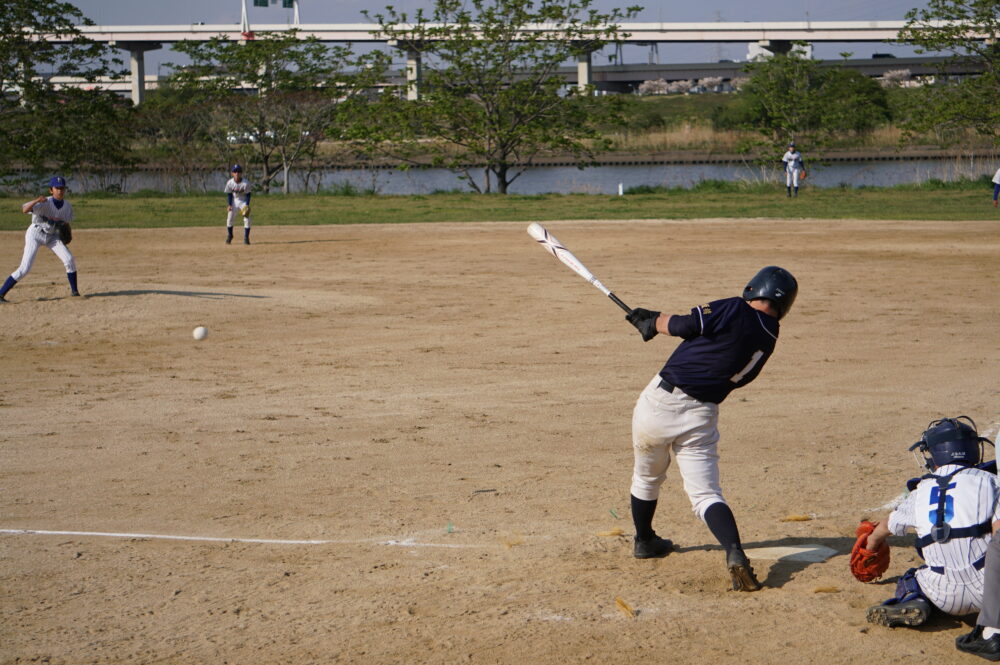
xmin=38 ymin=20 xmax=990 ymax=103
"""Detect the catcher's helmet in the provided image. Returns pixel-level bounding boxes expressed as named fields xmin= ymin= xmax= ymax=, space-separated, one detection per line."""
xmin=909 ymin=416 xmax=993 ymax=470
xmin=742 ymin=266 xmax=798 ymax=320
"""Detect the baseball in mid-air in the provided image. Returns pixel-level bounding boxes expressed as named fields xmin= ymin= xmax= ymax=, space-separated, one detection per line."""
xmin=192 ymin=326 xmax=208 ymax=341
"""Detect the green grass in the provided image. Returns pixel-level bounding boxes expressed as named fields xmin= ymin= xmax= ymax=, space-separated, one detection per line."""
xmin=0 ymin=184 xmax=997 ymax=231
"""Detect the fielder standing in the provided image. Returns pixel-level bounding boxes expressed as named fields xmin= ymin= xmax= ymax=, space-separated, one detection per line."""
xmin=991 ymin=166 xmax=999 ymax=208
xmin=224 ymin=164 xmax=253 ymax=245
xmin=781 ymin=143 xmax=806 ymax=198
xmin=0 ymin=176 xmax=79 ymax=303
xmin=623 ymin=266 xmax=797 ymax=591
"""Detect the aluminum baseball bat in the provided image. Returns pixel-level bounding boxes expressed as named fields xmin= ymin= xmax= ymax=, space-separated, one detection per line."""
xmin=526 ymin=222 xmax=632 ymax=313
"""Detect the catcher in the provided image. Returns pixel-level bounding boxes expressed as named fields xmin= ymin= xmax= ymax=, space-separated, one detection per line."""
xmin=852 ymin=416 xmax=999 ymax=629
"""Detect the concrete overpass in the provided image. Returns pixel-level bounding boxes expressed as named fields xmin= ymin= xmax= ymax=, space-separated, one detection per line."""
xmin=41 ymin=20 xmax=987 ymax=103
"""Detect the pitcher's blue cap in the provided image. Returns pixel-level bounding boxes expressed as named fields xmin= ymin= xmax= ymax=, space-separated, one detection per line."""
xmin=231 ymin=164 xmax=242 ymax=172
xmin=49 ymin=176 xmax=66 ymax=187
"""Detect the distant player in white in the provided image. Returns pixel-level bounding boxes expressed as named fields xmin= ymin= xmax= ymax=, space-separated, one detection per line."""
xmin=781 ymin=143 xmax=806 ymax=197
xmin=0 ymin=176 xmax=79 ymax=302
xmin=991 ymin=166 xmax=1000 ymax=207
xmin=864 ymin=416 xmax=999 ymax=629
xmin=224 ymin=164 xmax=253 ymax=245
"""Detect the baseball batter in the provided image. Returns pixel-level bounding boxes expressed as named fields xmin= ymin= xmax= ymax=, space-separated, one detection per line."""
xmin=863 ymin=417 xmax=999 ymax=631
xmin=623 ymin=266 xmax=798 ymax=591
xmin=0 ymin=176 xmax=79 ymax=303
xmin=224 ymin=164 xmax=252 ymax=245
xmin=781 ymin=143 xmax=806 ymax=197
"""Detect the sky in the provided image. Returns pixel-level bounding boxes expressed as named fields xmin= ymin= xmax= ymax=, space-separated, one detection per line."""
xmin=67 ymin=0 xmax=935 ymax=69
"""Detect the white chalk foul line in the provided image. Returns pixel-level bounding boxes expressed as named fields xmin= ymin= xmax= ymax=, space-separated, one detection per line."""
xmin=0 ymin=529 xmax=481 ymax=549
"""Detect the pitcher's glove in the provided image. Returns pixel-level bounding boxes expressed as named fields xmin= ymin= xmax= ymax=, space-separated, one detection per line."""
xmin=57 ymin=221 xmax=72 ymax=245
xmin=850 ymin=520 xmax=890 ymax=583
xmin=626 ymin=308 xmax=660 ymax=342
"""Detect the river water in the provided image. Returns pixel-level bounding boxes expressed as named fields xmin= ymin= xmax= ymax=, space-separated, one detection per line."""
xmin=70 ymin=155 xmax=997 ymax=195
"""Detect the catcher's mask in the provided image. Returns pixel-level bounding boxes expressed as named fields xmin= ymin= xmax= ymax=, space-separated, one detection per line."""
xmin=909 ymin=416 xmax=994 ymax=470
xmin=742 ymin=266 xmax=798 ymax=320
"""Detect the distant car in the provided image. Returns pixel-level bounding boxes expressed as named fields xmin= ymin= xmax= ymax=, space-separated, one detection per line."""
xmin=872 ymin=53 xmax=896 ymax=59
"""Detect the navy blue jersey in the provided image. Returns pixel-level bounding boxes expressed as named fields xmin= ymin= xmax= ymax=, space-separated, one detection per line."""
xmin=659 ymin=297 xmax=779 ymax=404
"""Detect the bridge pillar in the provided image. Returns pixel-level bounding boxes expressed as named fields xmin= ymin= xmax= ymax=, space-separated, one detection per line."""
xmin=388 ymin=40 xmax=423 ymax=101
xmin=576 ymin=50 xmax=592 ymax=92
xmin=112 ymin=41 xmax=162 ymax=105
xmin=405 ymin=49 xmax=422 ymax=101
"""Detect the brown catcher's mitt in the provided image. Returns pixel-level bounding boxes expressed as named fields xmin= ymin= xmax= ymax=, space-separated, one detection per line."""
xmin=57 ymin=222 xmax=72 ymax=245
xmin=850 ymin=520 xmax=890 ymax=583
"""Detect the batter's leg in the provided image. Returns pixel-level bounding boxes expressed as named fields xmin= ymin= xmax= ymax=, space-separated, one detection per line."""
xmin=628 ymin=378 xmax=678 ymax=558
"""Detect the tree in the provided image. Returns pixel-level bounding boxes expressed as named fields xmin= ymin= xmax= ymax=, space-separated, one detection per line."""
xmin=168 ymin=31 xmax=388 ymax=193
xmin=898 ymin=0 xmax=1000 ymax=145
xmin=0 ymin=0 xmax=130 ymax=185
xmin=363 ymin=0 xmax=640 ymax=194
xmin=724 ymin=53 xmax=888 ymax=145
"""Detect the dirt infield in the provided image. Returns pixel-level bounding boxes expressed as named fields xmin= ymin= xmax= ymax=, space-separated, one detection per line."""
xmin=1 ymin=218 xmax=998 ymax=664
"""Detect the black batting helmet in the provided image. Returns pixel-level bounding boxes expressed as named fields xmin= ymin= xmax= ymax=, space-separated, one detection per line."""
xmin=909 ymin=416 xmax=993 ymax=470
xmin=742 ymin=266 xmax=798 ymax=320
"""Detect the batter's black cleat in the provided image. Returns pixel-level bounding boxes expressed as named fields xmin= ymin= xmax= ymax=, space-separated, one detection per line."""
xmin=727 ymin=548 xmax=762 ymax=592
xmin=956 ymin=626 xmax=1000 ymax=661
xmin=633 ymin=534 xmax=674 ymax=559
xmin=866 ymin=597 xmax=931 ymax=628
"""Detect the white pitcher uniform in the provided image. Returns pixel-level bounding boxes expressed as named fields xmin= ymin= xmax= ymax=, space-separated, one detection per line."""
xmin=14 ymin=197 xmax=76 ymax=281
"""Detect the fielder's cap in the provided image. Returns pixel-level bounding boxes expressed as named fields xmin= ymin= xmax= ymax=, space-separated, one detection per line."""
xmin=49 ymin=176 xmax=66 ymax=188
xmin=788 ymin=142 xmax=796 ymax=147
xmin=230 ymin=164 xmax=242 ymax=172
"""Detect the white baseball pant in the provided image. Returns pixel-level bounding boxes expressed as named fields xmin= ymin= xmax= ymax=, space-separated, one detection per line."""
xmin=226 ymin=204 xmax=251 ymax=229
xmin=915 ymin=562 xmax=985 ymax=616
xmin=630 ymin=374 xmax=726 ymax=521
xmin=12 ymin=224 xmax=76 ymax=280
xmin=785 ymin=168 xmax=802 ymax=188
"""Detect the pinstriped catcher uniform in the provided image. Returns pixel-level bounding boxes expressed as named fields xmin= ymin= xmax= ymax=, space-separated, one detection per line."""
xmin=887 ymin=464 xmax=999 ymax=615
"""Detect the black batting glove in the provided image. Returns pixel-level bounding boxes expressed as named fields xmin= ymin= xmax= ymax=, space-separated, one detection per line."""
xmin=626 ymin=308 xmax=660 ymax=342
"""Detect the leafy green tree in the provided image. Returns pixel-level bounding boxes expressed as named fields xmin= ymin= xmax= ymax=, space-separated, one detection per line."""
xmin=168 ymin=32 xmax=388 ymax=193
xmin=898 ymin=0 xmax=1000 ymax=145
xmin=0 ymin=0 xmax=129 ymax=185
xmin=363 ymin=0 xmax=640 ymax=194
xmin=732 ymin=53 xmax=888 ymax=143
xmin=133 ymin=84 xmax=221 ymax=192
